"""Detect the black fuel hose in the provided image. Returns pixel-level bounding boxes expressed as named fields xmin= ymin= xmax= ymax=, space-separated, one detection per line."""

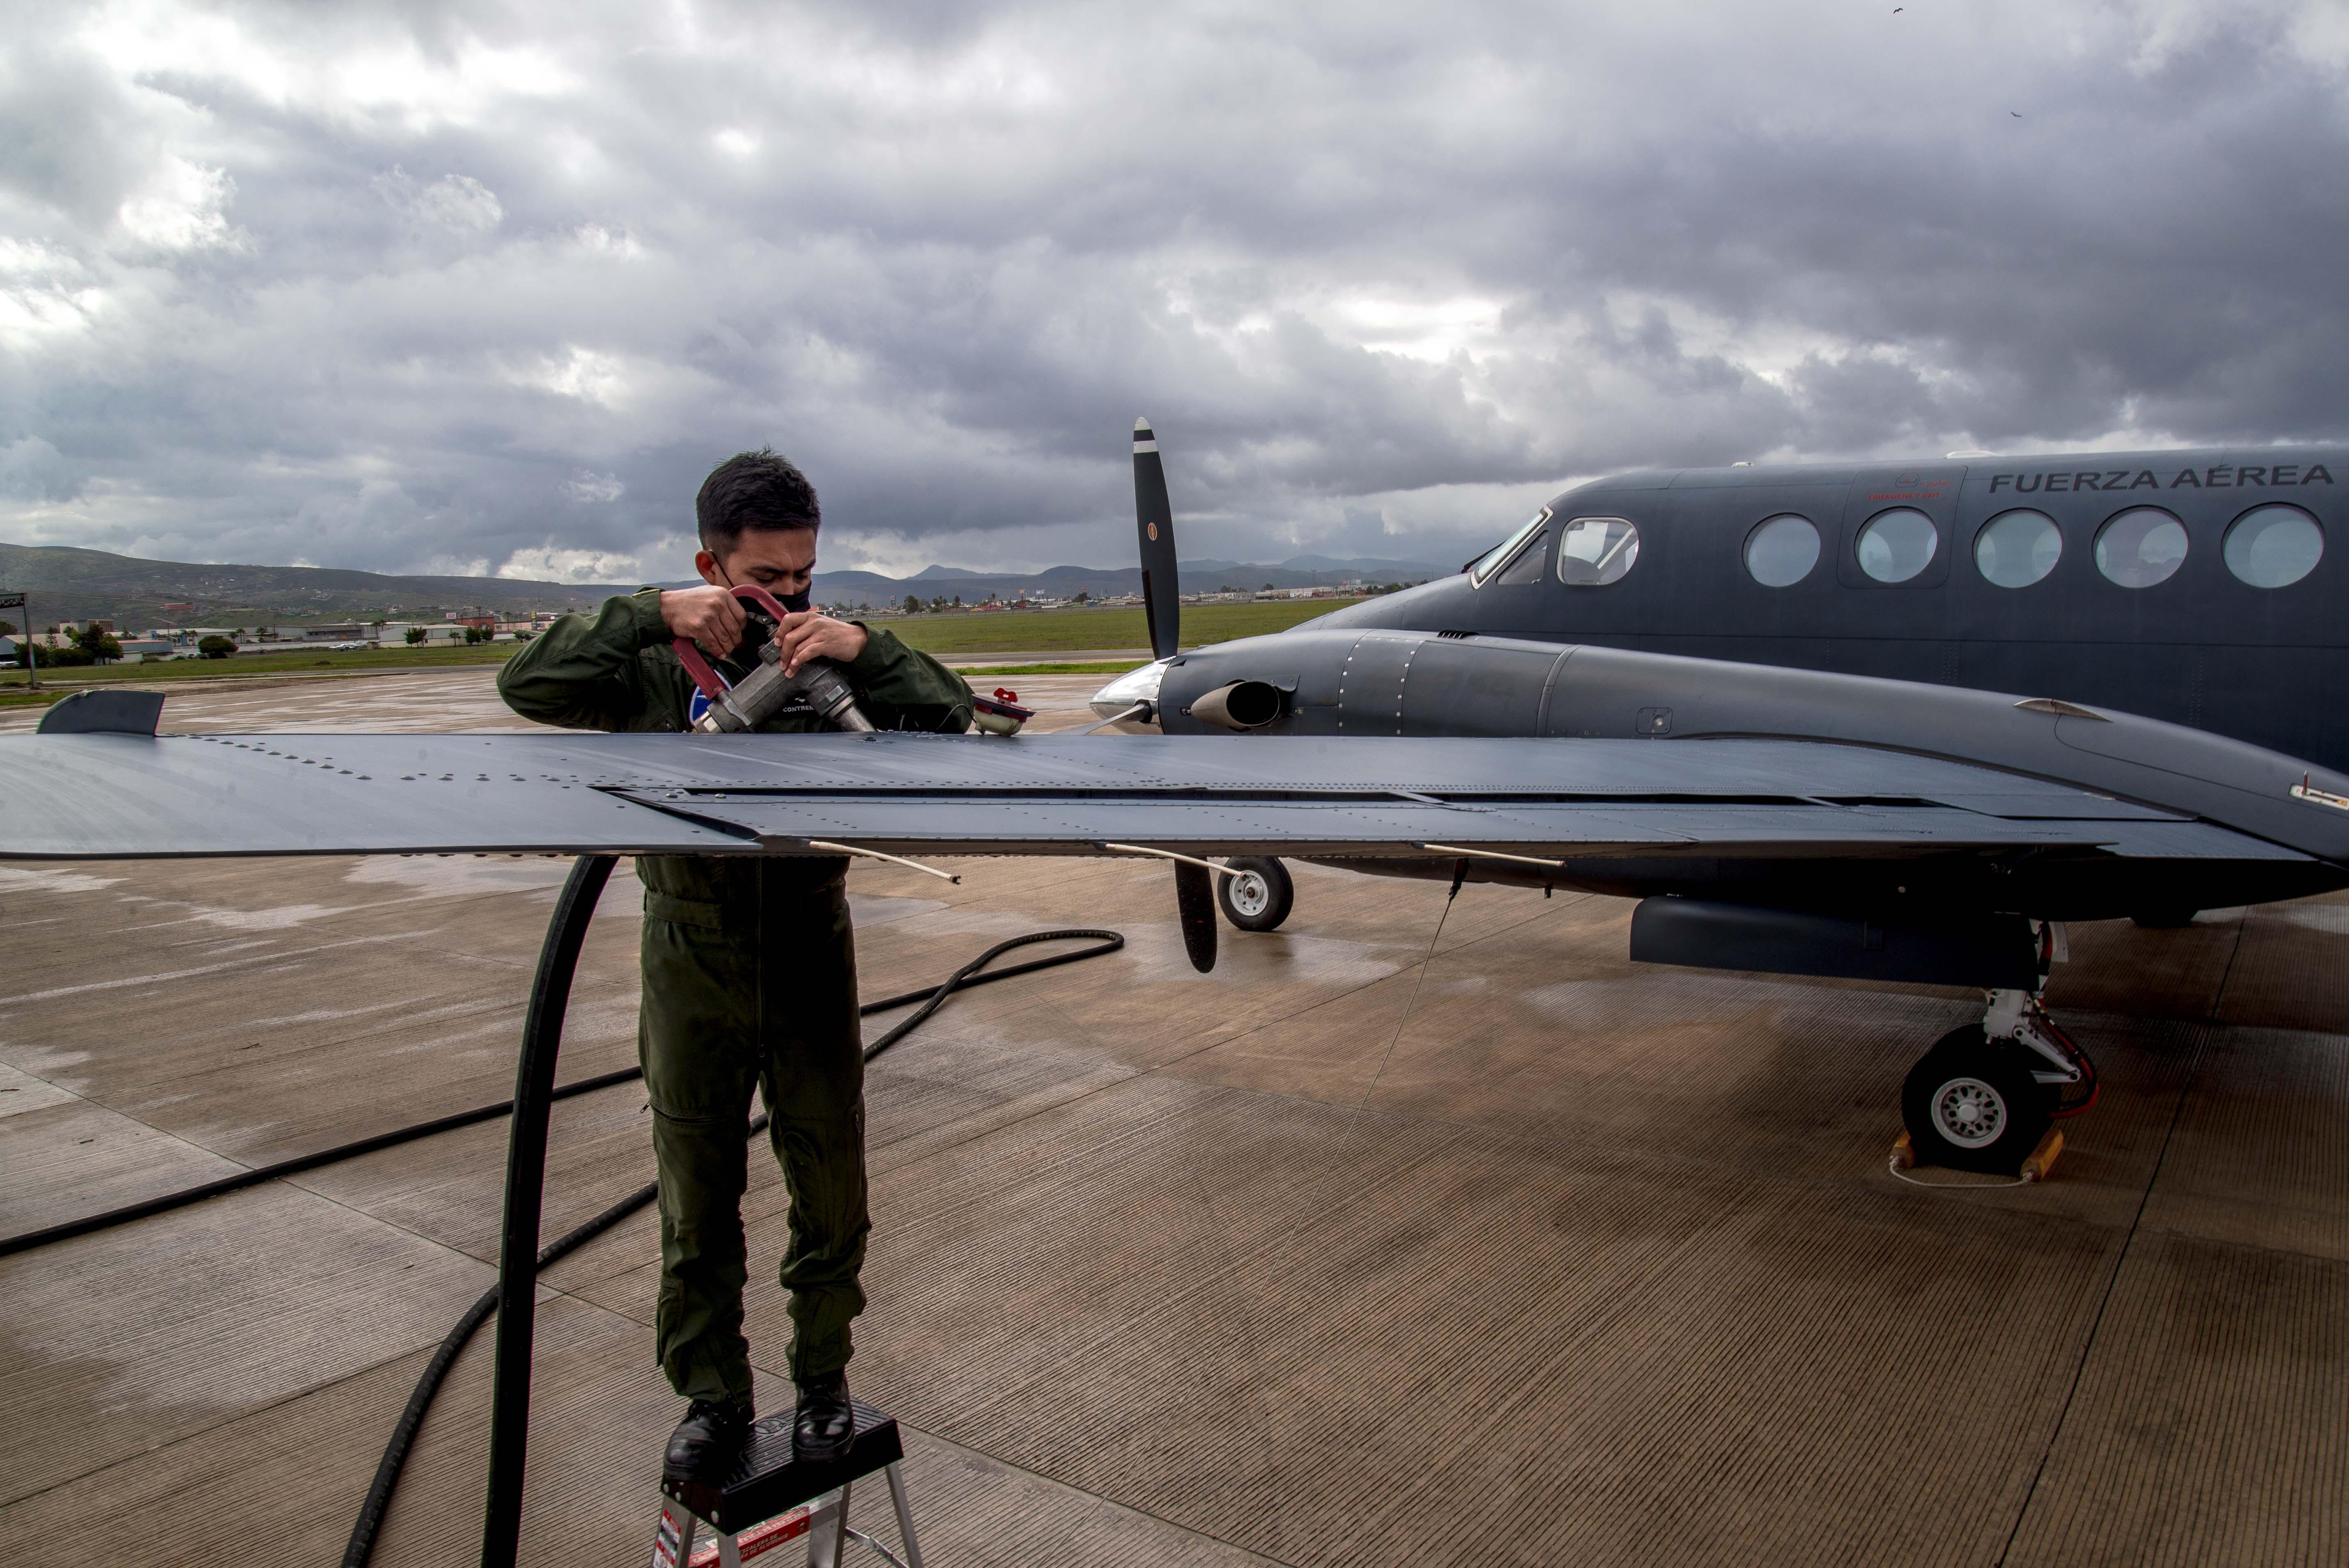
xmin=338 ymin=926 xmax=1123 ymax=1568
xmin=0 ymin=1066 xmax=645 ymax=1260
xmin=0 ymin=927 xmax=1121 ymax=1562
xmin=0 ymin=930 xmax=1123 ymax=1260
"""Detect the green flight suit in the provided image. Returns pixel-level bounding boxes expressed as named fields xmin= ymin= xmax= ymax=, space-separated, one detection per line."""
xmin=498 ymin=589 xmax=972 ymax=1397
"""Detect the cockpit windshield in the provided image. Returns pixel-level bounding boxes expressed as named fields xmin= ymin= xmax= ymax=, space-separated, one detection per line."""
xmin=1467 ymin=508 xmax=1552 ymax=586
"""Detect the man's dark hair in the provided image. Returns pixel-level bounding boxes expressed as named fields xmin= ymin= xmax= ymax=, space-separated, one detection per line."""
xmin=696 ymin=448 xmax=821 ymax=554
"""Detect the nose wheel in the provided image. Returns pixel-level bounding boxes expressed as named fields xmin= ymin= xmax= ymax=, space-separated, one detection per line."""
xmin=1217 ymin=856 xmax=1294 ymax=931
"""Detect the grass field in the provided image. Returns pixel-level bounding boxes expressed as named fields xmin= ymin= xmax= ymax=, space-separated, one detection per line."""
xmin=0 ymin=598 xmax=1367 ymax=706
xmin=950 ymin=661 xmax=1146 ymax=677
xmin=0 ymin=642 xmax=516 ymax=704
xmin=880 ymin=597 xmax=1357 ymax=655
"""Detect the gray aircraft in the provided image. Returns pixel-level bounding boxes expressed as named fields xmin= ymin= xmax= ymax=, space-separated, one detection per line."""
xmin=4 ymin=427 xmax=2344 ymax=1185
xmin=1089 ymin=421 xmax=2349 ymax=1169
xmin=21 ymin=430 xmax=2343 ymax=1568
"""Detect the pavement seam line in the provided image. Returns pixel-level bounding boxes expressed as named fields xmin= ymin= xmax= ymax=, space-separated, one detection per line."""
xmin=1991 ymin=914 xmax=2243 ymax=1566
xmin=877 ymin=1419 xmax=1304 ymax=1568
xmin=1139 ymin=891 xmax=1592 ymax=1078
xmin=936 ymin=1121 xmax=1477 ymax=1431
xmin=0 ymin=1335 xmax=453 ymax=1512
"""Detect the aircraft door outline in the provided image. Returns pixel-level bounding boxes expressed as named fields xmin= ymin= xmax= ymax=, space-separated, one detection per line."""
xmin=1835 ymin=465 xmax=1967 ymax=591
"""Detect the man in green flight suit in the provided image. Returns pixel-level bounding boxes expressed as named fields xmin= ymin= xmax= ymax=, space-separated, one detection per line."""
xmin=499 ymin=449 xmax=972 ymax=1480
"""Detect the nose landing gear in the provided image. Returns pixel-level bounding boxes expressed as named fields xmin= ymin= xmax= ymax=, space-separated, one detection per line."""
xmin=1899 ymin=988 xmax=2096 ymax=1175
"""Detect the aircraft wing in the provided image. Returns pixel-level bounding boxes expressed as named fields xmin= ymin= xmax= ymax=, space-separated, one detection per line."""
xmin=0 ymin=730 xmax=2305 ymax=866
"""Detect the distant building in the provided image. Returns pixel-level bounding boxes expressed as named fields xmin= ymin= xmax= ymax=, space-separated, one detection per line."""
xmin=245 ymin=623 xmax=372 ymax=643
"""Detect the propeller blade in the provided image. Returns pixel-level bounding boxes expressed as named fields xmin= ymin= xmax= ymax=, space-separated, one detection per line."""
xmin=1174 ymin=860 xmax=1218 ymax=972
xmin=1132 ymin=417 xmax=1180 ymax=662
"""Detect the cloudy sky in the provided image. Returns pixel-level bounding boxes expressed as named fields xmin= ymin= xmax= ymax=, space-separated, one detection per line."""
xmin=3 ymin=0 xmax=2347 ymax=580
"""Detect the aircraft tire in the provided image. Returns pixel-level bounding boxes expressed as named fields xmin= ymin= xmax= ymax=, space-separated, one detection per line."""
xmin=1217 ymin=857 xmax=1294 ymax=932
xmin=1899 ymin=1026 xmax=2055 ymax=1176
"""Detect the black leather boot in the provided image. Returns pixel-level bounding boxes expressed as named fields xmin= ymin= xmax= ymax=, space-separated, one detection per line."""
xmin=792 ymin=1372 xmax=854 ymax=1462
xmin=663 ymin=1397 xmax=753 ymax=1486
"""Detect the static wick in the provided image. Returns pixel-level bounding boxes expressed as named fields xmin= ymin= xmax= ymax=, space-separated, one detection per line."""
xmin=806 ymin=841 xmax=961 ymax=884
xmin=1100 ymin=842 xmax=1239 ymax=878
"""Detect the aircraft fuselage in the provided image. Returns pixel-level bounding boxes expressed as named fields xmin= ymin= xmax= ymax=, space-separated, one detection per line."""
xmin=1306 ymin=445 xmax=2347 ymax=771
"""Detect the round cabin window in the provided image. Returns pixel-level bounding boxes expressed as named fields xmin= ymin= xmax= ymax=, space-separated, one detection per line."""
xmin=1744 ymin=514 xmax=1820 ymax=587
xmin=1974 ymin=509 xmax=2062 ymax=588
xmin=1557 ymin=516 xmax=1640 ymax=585
xmin=2223 ymin=504 xmax=2323 ymax=588
xmin=1856 ymin=508 xmax=1939 ymax=583
xmin=2095 ymin=508 xmax=2188 ymax=588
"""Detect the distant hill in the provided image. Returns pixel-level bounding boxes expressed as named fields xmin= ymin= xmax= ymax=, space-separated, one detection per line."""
xmin=0 ymin=542 xmax=625 ymax=630
xmin=0 ymin=540 xmax=1451 ymax=630
xmin=811 ymin=555 xmax=1448 ymax=608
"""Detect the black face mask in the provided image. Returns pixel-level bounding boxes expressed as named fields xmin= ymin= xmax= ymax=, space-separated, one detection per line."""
xmin=733 ymin=595 xmax=815 ymax=665
xmin=716 ymin=571 xmax=812 ymax=660
xmin=715 ymin=564 xmax=811 ymax=617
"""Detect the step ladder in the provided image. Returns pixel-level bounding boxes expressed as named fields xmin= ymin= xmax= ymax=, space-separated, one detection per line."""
xmin=652 ymin=1401 xmax=924 ymax=1568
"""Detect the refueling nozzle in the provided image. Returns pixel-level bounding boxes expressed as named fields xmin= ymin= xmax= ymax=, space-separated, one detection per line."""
xmin=693 ymin=648 xmax=876 ymax=733
xmin=674 ymin=584 xmax=877 ymax=733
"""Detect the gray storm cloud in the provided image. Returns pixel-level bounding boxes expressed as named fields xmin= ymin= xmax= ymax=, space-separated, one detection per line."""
xmin=2 ymin=0 xmax=2346 ymax=579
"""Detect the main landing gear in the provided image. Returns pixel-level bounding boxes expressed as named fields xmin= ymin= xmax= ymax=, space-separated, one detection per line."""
xmin=1217 ymin=856 xmax=1294 ymax=932
xmin=1900 ymin=987 xmax=2098 ymax=1175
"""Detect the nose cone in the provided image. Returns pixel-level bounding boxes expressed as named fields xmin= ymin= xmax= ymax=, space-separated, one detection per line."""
xmin=1088 ymin=658 xmax=1169 ymax=728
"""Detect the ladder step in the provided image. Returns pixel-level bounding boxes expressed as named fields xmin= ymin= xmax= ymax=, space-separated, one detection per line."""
xmin=662 ymin=1401 xmax=905 ymax=1536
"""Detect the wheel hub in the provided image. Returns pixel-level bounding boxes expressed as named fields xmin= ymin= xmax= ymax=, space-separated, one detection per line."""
xmin=1931 ymin=1076 xmax=2007 ymax=1149
xmin=1228 ymin=872 xmax=1269 ymax=918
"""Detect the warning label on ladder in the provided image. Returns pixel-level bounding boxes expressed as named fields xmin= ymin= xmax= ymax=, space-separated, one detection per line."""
xmin=654 ymin=1502 xmax=814 ymax=1567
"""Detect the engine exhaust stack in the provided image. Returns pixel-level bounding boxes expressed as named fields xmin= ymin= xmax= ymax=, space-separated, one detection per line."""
xmin=1189 ymin=680 xmax=1289 ymax=731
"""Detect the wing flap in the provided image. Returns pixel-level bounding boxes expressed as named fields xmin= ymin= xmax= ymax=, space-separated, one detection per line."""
xmin=612 ymin=788 xmax=2125 ymax=860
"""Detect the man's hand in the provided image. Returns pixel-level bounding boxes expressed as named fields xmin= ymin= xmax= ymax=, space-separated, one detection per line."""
xmin=660 ymin=585 xmax=746 ymax=657
xmin=773 ymin=610 xmax=868 ymax=675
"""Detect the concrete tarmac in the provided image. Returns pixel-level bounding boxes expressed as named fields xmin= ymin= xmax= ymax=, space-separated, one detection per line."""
xmin=1 ymin=669 xmax=2343 ymax=1566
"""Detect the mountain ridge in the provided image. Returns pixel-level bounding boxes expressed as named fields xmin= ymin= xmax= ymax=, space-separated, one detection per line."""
xmin=0 ymin=540 xmax=1448 ymax=628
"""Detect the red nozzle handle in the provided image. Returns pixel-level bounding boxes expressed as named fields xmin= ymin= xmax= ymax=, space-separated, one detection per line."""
xmin=673 ymin=639 xmax=730 ymax=705
xmin=670 ymin=584 xmax=809 ymax=705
